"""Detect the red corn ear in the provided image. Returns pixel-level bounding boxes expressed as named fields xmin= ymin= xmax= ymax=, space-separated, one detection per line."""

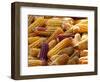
xmin=39 ymin=43 xmax=49 ymax=61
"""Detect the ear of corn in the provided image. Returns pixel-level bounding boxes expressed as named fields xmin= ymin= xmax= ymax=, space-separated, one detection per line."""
xmin=39 ymin=43 xmax=49 ymax=61
xmin=72 ymin=33 xmax=81 ymax=46
xmin=28 ymin=15 xmax=34 ymax=26
xmin=48 ymin=40 xmax=57 ymax=50
xmin=75 ymin=38 xmax=88 ymax=50
xmin=28 ymin=33 xmax=37 ymax=37
xmin=72 ymin=24 xmax=88 ymax=33
xmin=28 ymin=60 xmax=47 ymax=66
xmin=75 ymin=19 xmax=88 ymax=24
xmin=34 ymin=30 xmax=52 ymax=37
xmin=57 ymin=33 xmax=74 ymax=42
xmin=29 ymin=48 xmax=40 ymax=57
xmin=28 ymin=37 xmax=40 ymax=44
xmin=80 ymin=50 xmax=88 ymax=57
xmin=46 ymin=28 xmax=64 ymax=43
xmin=67 ymin=55 xmax=79 ymax=64
xmin=57 ymin=46 xmax=74 ymax=56
xmin=50 ymin=54 xmax=69 ymax=65
xmin=46 ymin=18 xmax=62 ymax=27
xmin=48 ymin=38 xmax=72 ymax=58
xmin=28 ymin=17 xmax=45 ymax=33
xmin=81 ymin=33 xmax=88 ymax=41
xmin=29 ymin=38 xmax=47 ymax=48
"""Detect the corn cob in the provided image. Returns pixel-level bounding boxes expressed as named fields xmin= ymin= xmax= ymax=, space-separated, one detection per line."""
xmin=28 ymin=56 xmax=39 ymax=60
xmin=48 ymin=39 xmax=57 ymax=49
xmin=28 ymin=33 xmax=37 ymax=37
xmin=79 ymin=56 xmax=88 ymax=60
xmin=46 ymin=18 xmax=62 ymax=27
xmin=34 ymin=30 xmax=52 ymax=37
xmin=39 ymin=43 xmax=49 ymax=61
xmin=80 ymin=50 xmax=88 ymax=57
xmin=35 ymin=27 xmax=47 ymax=31
xmin=50 ymin=54 xmax=69 ymax=65
xmin=28 ymin=37 xmax=40 ymax=44
xmin=81 ymin=33 xmax=88 ymax=41
xmin=29 ymin=48 xmax=40 ymax=57
xmin=28 ymin=60 xmax=47 ymax=66
xmin=46 ymin=28 xmax=64 ymax=43
xmin=75 ymin=19 xmax=88 ymax=24
xmin=29 ymin=38 xmax=46 ymax=48
xmin=72 ymin=33 xmax=81 ymax=46
xmin=72 ymin=23 xmax=88 ymax=33
xmin=74 ymin=38 xmax=88 ymax=50
xmin=57 ymin=46 xmax=74 ymax=56
xmin=50 ymin=54 xmax=59 ymax=61
xmin=57 ymin=33 xmax=74 ymax=42
xmin=28 ymin=17 xmax=45 ymax=33
xmin=48 ymin=38 xmax=72 ymax=58
xmin=79 ymin=60 xmax=88 ymax=64
xmin=67 ymin=55 xmax=79 ymax=64
xmin=28 ymin=15 xmax=34 ymax=26
xmin=62 ymin=18 xmax=74 ymax=31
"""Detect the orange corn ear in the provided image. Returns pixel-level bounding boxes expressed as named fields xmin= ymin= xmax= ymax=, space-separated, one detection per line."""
xmin=46 ymin=28 xmax=64 ymax=43
xmin=28 ymin=17 xmax=45 ymax=33
xmin=72 ymin=24 xmax=88 ymax=33
xmin=48 ymin=38 xmax=72 ymax=58
xmin=28 ymin=60 xmax=46 ymax=66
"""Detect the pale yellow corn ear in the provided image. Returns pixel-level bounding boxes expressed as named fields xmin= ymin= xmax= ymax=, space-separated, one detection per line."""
xmin=28 ymin=17 xmax=45 ymax=33
xmin=28 ymin=37 xmax=40 ymax=44
xmin=46 ymin=28 xmax=64 ymax=43
xmin=50 ymin=54 xmax=69 ymax=65
xmin=46 ymin=26 xmax=60 ymax=32
xmin=29 ymin=48 xmax=40 ymax=57
xmin=72 ymin=24 xmax=88 ymax=33
xmin=75 ymin=38 xmax=88 ymax=50
xmin=80 ymin=50 xmax=88 ymax=57
xmin=72 ymin=33 xmax=81 ymax=46
xmin=48 ymin=40 xmax=57 ymax=50
xmin=79 ymin=56 xmax=88 ymax=60
xmin=81 ymin=33 xmax=88 ymax=41
xmin=48 ymin=38 xmax=72 ymax=58
xmin=46 ymin=18 xmax=62 ymax=27
xmin=28 ymin=60 xmax=46 ymax=66
xmin=76 ymin=19 xmax=88 ymax=24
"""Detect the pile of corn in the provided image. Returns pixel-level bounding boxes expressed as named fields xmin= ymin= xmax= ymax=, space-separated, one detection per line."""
xmin=28 ymin=15 xmax=88 ymax=66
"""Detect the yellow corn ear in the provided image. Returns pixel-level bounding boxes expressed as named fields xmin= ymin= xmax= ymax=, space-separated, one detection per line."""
xmin=46 ymin=18 xmax=62 ymax=27
xmin=28 ymin=37 xmax=40 ymax=44
xmin=29 ymin=48 xmax=40 ymax=57
xmin=48 ymin=40 xmax=57 ymax=49
xmin=48 ymin=38 xmax=72 ymax=58
xmin=46 ymin=28 xmax=64 ymax=43
xmin=28 ymin=15 xmax=34 ymax=26
xmin=28 ymin=17 xmax=45 ymax=33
